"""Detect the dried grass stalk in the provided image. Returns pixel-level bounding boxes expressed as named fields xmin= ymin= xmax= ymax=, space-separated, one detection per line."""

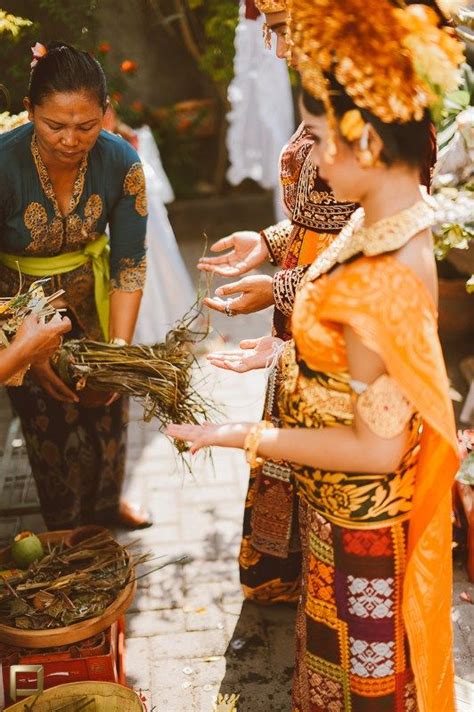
xmin=53 ymin=309 xmax=217 ymax=436
xmin=0 ymin=532 xmax=176 ymax=631
xmin=0 ymin=279 xmax=65 ymax=385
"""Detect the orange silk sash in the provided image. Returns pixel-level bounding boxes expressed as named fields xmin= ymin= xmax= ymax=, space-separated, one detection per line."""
xmin=316 ymin=255 xmax=459 ymax=712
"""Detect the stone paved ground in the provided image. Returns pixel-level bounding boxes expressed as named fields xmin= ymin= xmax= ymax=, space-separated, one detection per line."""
xmin=119 ymin=353 xmax=474 ymax=712
xmin=1 ymin=248 xmax=474 ymax=710
xmin=2 ymin=345 xmax=474 ymax=711
xmin=121 ymin=355 xmax=299 ymax=711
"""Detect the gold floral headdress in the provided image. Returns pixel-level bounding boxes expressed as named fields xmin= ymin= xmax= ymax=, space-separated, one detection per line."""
xmin=254 ymin=0 xmax=287 ymax=12
xmin=255 ymin=0 xmax=288 ymax=48
xmin=288 ymin=0 xmax=464 ymax=147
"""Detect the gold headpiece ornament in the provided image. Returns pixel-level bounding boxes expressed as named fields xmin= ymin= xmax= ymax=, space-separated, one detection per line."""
xmin=254 ymin=0 xmax=287 ymax=12
xmin=288 ymin=0 xmax=464 ymax=148
xmin=255 ymin=0 xmax=288 ymax=48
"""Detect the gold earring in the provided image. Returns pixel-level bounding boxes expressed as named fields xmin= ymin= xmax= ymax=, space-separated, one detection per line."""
xmin=359 ymin=149 xmax=375 ymax=168
xmin=262 ymin=24 xmax=272 ymax=50
xmin=358 ymin=124 xmax=374 ymax=168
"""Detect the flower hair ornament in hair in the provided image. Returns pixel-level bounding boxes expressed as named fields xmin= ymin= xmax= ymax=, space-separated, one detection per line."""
xmin=31 ymin=42 xmax=48 ymax=69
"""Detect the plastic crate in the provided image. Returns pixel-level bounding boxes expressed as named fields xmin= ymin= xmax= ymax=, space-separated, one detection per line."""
xmin=0 ymin=617 xmax=125 ymax=708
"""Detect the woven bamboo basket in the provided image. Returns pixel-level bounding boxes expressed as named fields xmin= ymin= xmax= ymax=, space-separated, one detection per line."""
xmin=6 ymin=681 xmax=145 ymax=710
xmin=0 ymin=531 xmax=137 ymax=648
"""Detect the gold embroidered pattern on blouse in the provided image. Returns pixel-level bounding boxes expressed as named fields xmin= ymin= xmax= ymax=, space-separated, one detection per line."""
xmin=273 ymin=266 xmax=308 ymax=317
xmin=277 ymin=334 xmax=421 ymax=528
xmin=301 ymin=209 xmax=364 ymax=286
xmin=23 ymin=196 xmax=103 ymax=252
xmin=279 ymin=341 xmax=353 ymax=430
xmin=280 ymin=124 xmax=313 ymax=215
xmin=292 ymin=153 xmax=357 ymax=233
xmin=297 ymin=200 xmax=434 ymax=292
xmin=123 ymin=163 xmax=148 ymax=217
xmin=23 ymin=202 xmax=63 ymax=253
xmin=28 ymin=134 xmax=95 ymax=251
xmin=111 ymin=255 xmax=147 ymax=292
xmin=261 ymin=219 xmax=292 ymax=266
xmin=63 ymin=194 xmax=104 ymax=248
xmin=84 ymin=194 xmax=102 ymax=221
xmin=355 ymin=374 xmax=414 ymax=439
xmin=31 ymin=133 xmax=88 ymax=216
xmin=337 ymin=199 xmax=434 ymax=262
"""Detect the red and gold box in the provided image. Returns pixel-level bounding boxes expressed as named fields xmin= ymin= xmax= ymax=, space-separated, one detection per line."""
xmin=0 ymin=617 xmax=125 ymax=708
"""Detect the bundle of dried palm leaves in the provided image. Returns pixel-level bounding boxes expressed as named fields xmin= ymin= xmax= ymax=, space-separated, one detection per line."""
xmin=53 ymin=310 xmax=217 ymax=435
xmin=0 ymin=279 xmax=63 ymax=345
xmin=0 ymin=279 xmax=65 ymax=386
xmin=0 ymin=532 xmax=158 ymax=630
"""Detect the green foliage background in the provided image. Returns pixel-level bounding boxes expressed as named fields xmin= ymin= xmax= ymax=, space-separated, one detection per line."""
xmin=187 ymin=0 xmax=238 ymax=86
xmin=0 ymin=1 xmax=99 ymax=112
xmin=0 ymin=0 xmax=240 ymax=196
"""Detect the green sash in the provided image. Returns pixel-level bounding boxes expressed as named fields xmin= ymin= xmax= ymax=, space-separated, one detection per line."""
xmin=0 ymin=235 xmax=110 ymax=338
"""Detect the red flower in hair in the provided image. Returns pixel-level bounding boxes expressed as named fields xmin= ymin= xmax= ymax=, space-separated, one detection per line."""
xmin=99 ymin=42 xmax=111 ymax=53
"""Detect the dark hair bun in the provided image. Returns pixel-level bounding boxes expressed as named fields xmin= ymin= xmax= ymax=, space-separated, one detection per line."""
xmin=29 ymin=42 xmax=107 ymax=110
xmin=302 ymin=77 xmax=432 ymax=172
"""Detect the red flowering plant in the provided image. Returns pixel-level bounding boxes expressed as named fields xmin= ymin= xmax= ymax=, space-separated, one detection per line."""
xmin=120 ymin=59 xmax=138 ymax=74
xmin=96 ymin=42 xmax=145 ymax=123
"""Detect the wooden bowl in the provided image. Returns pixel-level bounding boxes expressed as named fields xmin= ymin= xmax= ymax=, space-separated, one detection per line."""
xmin=6 ymin=681 xmax=145 ymax=710
xmin=0 ymin=531 xmax=136 ymax=649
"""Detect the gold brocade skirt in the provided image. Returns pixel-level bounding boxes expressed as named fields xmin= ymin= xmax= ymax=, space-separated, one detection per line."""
xmin=278 ymin=346 xmax=421 ymax=710
xmin=278 ymin=342 xmax=421 ymax=531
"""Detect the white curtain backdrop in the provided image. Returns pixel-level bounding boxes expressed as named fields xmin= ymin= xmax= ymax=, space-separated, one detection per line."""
xmin=226 ymin=2 xmax=295 ymax=221
xmin=133 ymin=126 xmax=196 ymax=344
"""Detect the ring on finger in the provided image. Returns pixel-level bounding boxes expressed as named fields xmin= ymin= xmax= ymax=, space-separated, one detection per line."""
xmin=224 ymin=302 xmax=234 ymax=318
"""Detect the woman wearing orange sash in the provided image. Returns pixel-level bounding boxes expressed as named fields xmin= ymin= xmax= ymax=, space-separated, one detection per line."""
xmin=167 ymin=1 xmax=462 ymax=709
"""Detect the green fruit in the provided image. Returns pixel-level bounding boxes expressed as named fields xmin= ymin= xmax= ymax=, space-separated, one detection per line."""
xmin=11 ymin=532 xmax=44 ymax=568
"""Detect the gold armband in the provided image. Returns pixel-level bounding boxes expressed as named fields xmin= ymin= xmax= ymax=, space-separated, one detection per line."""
xmin=352 ymin=374 xmax=414 ymax=439
xmin=109 ymin=337 xmax=129 ymax=347
xmin=244 ymin=421 xmax=275 ymax=468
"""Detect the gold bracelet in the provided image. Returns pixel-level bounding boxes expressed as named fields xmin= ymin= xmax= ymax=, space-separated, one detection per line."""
xmin=109 ymin=337 xmax=129 ymax=347
xmin=244 ymin=421 xmax=274 ymax=468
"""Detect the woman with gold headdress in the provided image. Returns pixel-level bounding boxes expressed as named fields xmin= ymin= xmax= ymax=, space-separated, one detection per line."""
xmin=199 ymin=0 xmax=436 ymax=612
xmin=168 ymin=1 xmax=463 ymax=709
xmin=199 ymin=0 xmax=358 ymax=606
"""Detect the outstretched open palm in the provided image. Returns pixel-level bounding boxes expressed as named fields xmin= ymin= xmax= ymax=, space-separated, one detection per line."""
xmin=207 ymin=335 xmax=283 ymax=373
xmin=197 ymin=231 xmax=269 ymax=277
